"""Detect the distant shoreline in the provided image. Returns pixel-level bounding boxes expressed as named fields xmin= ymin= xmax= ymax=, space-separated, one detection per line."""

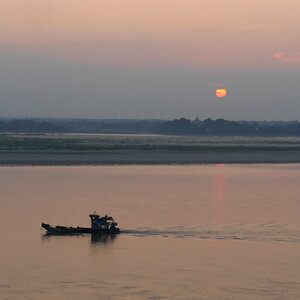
xmin=1 ymin=117 xmax=300 ymax=137
xmin=0 ymin=150 xmax=300 ymax=166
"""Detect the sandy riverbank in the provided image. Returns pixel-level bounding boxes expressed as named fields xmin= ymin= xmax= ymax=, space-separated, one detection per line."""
xmin=0 ymin=149 xmax=299 ymax=165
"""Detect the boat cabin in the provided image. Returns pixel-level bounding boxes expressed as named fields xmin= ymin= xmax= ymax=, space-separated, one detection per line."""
xmin=89 ymin=213 xmax=117 ymax=230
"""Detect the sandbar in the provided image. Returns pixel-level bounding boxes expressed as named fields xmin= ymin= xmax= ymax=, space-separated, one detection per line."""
xmin=0 ymin=149 xmax=299 ymax=165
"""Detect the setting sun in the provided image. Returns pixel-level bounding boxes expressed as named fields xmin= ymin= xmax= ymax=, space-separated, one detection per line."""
xmin=216 ymin=89 xmax=227 ymax=98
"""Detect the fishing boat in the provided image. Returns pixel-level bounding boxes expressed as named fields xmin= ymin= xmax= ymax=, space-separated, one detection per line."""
xmin=41 ymin=213 xmax=120 ymax=235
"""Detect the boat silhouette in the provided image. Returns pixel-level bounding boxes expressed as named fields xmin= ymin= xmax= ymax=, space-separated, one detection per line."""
xmin=41 ymin=213 xmax=120 ymax=235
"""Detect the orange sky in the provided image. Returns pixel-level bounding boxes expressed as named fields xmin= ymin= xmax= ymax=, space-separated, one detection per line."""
xmin=1 ymin=0 xmax=299 ymax=68
xmin=1 ymin=0 xmax=300 ymax=119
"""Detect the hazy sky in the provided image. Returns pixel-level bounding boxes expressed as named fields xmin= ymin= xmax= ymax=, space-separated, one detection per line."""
xmin=0 ymin=0 xmax=300 ymax=120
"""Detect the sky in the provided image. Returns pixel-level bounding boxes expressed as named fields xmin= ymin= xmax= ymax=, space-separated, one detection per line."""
xmin=0 ymin=0 xmax=300 ymax=120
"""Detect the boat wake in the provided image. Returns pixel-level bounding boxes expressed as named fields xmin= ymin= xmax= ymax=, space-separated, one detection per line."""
xmin=122 ymin=223 xmax=300 ymax=244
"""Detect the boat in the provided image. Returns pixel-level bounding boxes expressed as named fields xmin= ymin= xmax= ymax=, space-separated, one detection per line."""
xmin=41 ymin=213 xmax=120 ymax=235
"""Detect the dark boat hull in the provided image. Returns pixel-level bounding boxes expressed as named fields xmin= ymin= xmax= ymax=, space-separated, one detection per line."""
xmin=41 ymin=222 xmax=120 ymax=235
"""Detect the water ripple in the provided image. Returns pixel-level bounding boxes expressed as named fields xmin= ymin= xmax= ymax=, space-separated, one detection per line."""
xmin=122 ymin=223 xmax=300 ymax=243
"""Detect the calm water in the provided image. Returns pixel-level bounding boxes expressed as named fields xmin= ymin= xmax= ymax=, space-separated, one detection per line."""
xmin=0 ymin=164 xmax=300 ymax=299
